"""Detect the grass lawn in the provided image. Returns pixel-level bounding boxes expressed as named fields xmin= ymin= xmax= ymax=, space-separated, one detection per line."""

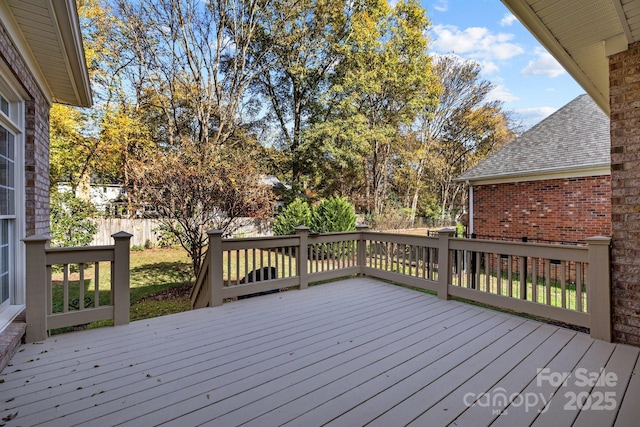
xmin=50 ymin=247 xmax=194 ymax=333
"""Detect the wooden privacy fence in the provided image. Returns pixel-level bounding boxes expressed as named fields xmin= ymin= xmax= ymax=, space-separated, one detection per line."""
xmin=193 ymin=227 xmax=612 ymax=341
xmin=23 ymin=231 xmax=132 ymax=343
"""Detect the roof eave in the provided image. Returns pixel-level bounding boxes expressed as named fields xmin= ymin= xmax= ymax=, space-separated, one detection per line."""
xmin=456 ymin=164 xmax=611 ymax=185
xmin=500 ymin=0 xmax=609 ymax=114
xmin=51 ymin=0 xmax=92 ymax=107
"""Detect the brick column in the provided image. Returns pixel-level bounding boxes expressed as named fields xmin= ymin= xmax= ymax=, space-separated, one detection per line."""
xmin=610 ymin=41 xmax=640 ymax=345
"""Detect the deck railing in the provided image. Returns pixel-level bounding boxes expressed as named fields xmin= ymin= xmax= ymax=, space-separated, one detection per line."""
xmin=193 ymin=227 xmax=612 ymax=341
xmin=23 ymin=231 xmax=132 ymax=343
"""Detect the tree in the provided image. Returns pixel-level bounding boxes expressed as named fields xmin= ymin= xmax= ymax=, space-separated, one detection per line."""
xmin=398 ymin=55 xmax=515 ymax=224
xmin=107 ymin=0 xmax=282 ymax=275
xmin=130 ymin=145 xmax=273 ymax=275
xmin=309 ymin=0 xmax=439 ymax=215
xmin=114 ymin=0 xmax=274 ymax=150
xmin=247 ymin=0 xmax=350 ymax=190
xmin=50 ymin=0 xmax=132 ymax=194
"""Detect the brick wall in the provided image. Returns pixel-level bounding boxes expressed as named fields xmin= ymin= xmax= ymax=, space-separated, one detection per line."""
xmin=610 ymin=40 xmax=640 ymax=346
xmin=472 ymin=176 xmax=611 ymax=243
xmin=0 ymin=21 xmax=51 ymax=236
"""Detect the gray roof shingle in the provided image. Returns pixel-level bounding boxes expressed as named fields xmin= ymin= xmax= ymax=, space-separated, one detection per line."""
xmin=456 ymin=94 xmax=610 ymax=182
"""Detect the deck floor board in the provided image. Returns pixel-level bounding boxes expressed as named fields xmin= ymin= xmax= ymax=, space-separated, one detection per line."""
xmin=1 ymin=278 xmax=638 ymax=427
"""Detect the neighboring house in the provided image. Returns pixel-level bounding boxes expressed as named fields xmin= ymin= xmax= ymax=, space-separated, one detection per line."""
xmin=456 ymin=94 xmax=611 ymax=244
xmin=0 ymin=1 xmax=91 ymax=339
xmin=260 ymin=175 xmax=291 ymax=211
xmin=58 ymin=183 xmax=128 ymax=216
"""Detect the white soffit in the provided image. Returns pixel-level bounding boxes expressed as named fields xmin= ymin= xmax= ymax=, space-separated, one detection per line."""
xmin=4 ymin=0 xmax=91 ymax=107
xmin=502 ymin=0 xmax=640 ymax=115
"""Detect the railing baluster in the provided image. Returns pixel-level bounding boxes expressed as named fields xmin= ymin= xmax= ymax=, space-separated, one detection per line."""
xmin=561 ymin=261 xmax=567 ymax=309
xmin=79 ymin=263 xmax=85 ymax=310
xmin=497 ymin=255 xmax=502 ymax=296
xmin=531 ymin=258 xmax=538 ymax=303
xmin=484 ymin=252 xmax=489 ymax=292
xmin=401 ymin=244 xmax=406 ymax=275
xmin=507 ymin=255 xmax=513 ymax=297
xmin=46 ymin=265 xmax=52 ymax=316
xmin=252 ymin=248 xmax=256 ymax=277
xmin=518 ymin=255 xmax=525 ymax=299
xmin=576 ymin=262 xmax=582 ymax=312
xmin=334 ymin=242 xmax=338 ymax=270
xmin=545 ymin=259 xmax=551 ymax=305
xmin=63 ymin=264 xmax=69 ymax=313
xmin=235 ymin=250 xmax=240 ymax=285
xmin=94 ymin=262 xmax=100 ymax=308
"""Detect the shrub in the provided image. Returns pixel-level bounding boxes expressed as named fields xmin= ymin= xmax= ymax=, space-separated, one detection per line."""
xmin=50 ymin=189 xmax=98 ymax=247
xmin=310 ymin=196 xmax=357 ymax=233
xmin=273 ymin=198 xmax=312 ymax=236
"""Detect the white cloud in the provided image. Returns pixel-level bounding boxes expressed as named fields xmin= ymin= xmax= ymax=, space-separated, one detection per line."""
xmin=479 ymin=61 xmax=500 ymax=75
xmin=500 ymin=13 xmax=517 ymax=27
xmin=430 ymin=25 xmax=525 ymax=64
xmin=487 ymin=84 xmax=519 ymax=103
xmin=521 ymin=48 xmax=566 ymax=78
xmin=433 ymin=0 xmax=448 ymax=12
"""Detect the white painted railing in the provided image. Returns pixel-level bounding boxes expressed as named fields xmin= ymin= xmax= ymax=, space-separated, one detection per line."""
xmin=23 ymin=231 xmax=132 ymax=342
xmin=193 ymin=227 xmax=612 ymax=341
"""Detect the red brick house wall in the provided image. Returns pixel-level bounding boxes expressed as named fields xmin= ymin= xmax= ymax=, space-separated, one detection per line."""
xmin=472 ymin=176 xmax=611 ymax=243
xmin=0 ymin=21 xmax=51 ymax=236
xmin=610 ymin=40 xmax=640 ymax=345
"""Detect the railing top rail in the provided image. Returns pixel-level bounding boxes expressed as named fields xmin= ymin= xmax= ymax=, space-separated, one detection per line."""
xmin=361 ymin=231 xmax=439 ymax=247
xmin=222 ymin=236 xmax=300 ymax=251
xmin=46 ymin=245 xmax=115 ymax=254
xmin=308 ymin=232 xmax=361 ymax=244
xmin=307 ymin=231 xmax=362 ymax=238
xmin=362 ymin=230 xmax=438 ymax=238
xmin=449 ymin=237 xmax=588 ymax=262
xmin=221 ymin=234 xmax=299 ymax=243
xmin=45 ymin=247 xmax=116 ymax=265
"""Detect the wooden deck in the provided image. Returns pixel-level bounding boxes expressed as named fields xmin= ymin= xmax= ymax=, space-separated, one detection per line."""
xmin=1 ymin=278 xmax=639 ymax=426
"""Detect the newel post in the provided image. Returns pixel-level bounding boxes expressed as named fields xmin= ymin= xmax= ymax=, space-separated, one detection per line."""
xmin=586 ymin=236 xmax=612 ymax=342
xmin=356 ymin=224 xmax=369 ymax=275
xmin=437 ymin=228 xmax=456 ymax=300
xmin=23 ymin=235 xmax=50 ymax=343
xmin=112 ymin=231 xmax=133 ymax=326
xmin=207 ymin=230 xmax=224 ymax=307
xmin=295 ymin=226 xmax=309 ymax=289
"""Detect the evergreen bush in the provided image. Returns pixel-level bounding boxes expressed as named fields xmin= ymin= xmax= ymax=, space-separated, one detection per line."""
xmin=310 ymin=196 xmax=357 ymax=233
xmin=273 ymin=198 xmax=312 ymax=235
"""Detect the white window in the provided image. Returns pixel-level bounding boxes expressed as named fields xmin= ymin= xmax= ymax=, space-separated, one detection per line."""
xmin=0 ymin=121 xmax=15 ymax=310
xmin=0 ymin=78 xmax=25 ymax=328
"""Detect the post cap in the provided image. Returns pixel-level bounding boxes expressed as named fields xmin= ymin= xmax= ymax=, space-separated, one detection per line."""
xmin=22 ymin=234 xmax=51 ymax=243
xmin=584 ymin=236 xmax=612 ymax=245
xmin=437 ymin=228 xmax=456 ymax=235
xmin=112 ymin=231 xmax=133 ymax=239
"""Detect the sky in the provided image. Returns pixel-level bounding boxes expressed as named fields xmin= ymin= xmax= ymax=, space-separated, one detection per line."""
xmin=421 ymin=0 xmax=585 ymax=130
